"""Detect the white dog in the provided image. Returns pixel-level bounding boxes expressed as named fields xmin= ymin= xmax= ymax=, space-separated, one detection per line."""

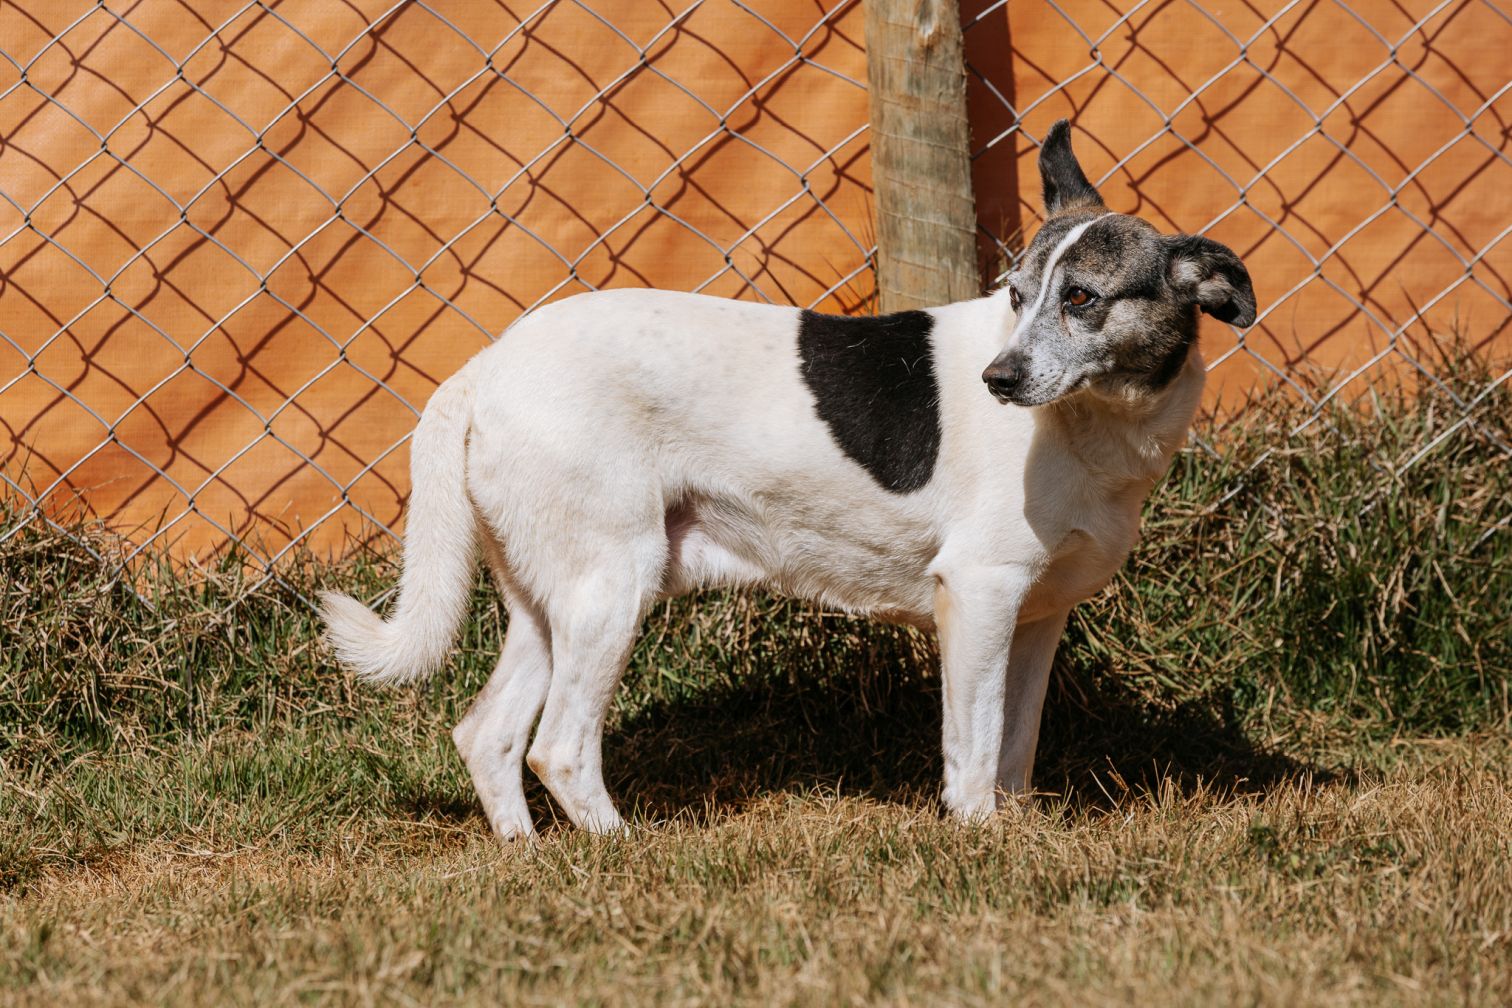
xmin=321 ymin=120 xmax=1256 ymax=841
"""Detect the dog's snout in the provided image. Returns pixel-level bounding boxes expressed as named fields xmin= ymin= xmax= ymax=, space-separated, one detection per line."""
xmin=982 ymin=357 xmax=1025 ymax=401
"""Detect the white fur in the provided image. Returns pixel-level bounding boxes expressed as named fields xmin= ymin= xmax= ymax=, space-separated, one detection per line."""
xmin=320 ymin=370 xmax=476 ymax=685
xmin=320 ymin=285 xmax=1205 ymax=839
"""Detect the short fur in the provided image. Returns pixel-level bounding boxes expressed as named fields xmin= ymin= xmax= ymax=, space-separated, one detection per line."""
xmin=321 ymin=120 xmax=1257 ymax=840
xmin=797 ymin=309 xmax=941 ymax=493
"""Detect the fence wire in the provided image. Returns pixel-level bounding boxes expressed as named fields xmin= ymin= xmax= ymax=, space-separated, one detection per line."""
xmin=1 ymin=0 xmax=1508 ymax=599
xmin=964 ymin=0 xmax=1511 ymax=471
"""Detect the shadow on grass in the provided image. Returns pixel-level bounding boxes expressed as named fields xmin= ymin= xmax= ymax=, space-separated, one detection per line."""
xmin=591 ymin=622 xmax=1322 ymax=826
xmin=400 ymin=791 xmax=482 ymax=826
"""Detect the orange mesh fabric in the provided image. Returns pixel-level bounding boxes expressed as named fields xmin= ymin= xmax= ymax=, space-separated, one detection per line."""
xmin=0 ymin=0 xmax=872 ymax=562
xmin=2 ymin=0 xmax=1507 ymax=566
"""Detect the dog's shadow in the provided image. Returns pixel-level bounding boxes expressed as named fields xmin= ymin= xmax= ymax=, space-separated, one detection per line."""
xmin=400 ymin=608 xmax=1322 ymax=832
xmin=595 ymin=614 xmax=1319 ymax=825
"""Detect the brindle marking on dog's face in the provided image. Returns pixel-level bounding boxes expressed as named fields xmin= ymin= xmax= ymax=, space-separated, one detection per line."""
xmin=987 ymin=121 xmax=1257 ymax=408
xmin=1002 ymin=213 xmax=1204 ymax=401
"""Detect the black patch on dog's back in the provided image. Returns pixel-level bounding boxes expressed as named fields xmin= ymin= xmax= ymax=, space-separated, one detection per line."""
xmin=796 ymin=309 xmax=941 ymax=494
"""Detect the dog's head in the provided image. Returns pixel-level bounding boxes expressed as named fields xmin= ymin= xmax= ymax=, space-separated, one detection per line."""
xmin=982 ymin=120 xmax=1257 ymax=408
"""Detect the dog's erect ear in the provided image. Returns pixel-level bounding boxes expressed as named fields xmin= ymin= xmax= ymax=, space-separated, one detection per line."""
xmin=1165 ymin=234 xmax=1257 ymax=327
xmin=1039 ymin=119 xmax=1104 ymax=214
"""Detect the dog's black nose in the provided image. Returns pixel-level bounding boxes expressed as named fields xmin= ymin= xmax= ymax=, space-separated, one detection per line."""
xmin=982 ymin=359 xmax=1024 ymax=401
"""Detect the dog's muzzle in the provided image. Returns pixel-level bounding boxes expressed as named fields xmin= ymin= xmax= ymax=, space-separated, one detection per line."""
xmin=982 ymin=355 xmax=1026 ymax=405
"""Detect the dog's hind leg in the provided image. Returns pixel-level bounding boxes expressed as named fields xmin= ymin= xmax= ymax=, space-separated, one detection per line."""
xmin=526 ymin=536 xmax=664 ymax=834
xmin=451 ymin=542 xmax=553 ymax=843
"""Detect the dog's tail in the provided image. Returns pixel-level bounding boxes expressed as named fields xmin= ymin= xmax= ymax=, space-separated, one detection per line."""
xmin=319 ymin=367 xmax=478 ymax=686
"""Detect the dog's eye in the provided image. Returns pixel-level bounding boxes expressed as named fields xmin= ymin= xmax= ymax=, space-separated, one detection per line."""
xmin=1064 ymin=286 xmax=1096 ymax=308
xmin=1008 ymin=286 xmax=1021 ymax=311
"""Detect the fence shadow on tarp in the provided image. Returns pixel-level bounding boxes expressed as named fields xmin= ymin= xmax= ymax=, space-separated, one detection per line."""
xmin=2 ymin=0 xmax=1508 ymax=598
xmin=0 ymin=0 xmax=875 ymax=575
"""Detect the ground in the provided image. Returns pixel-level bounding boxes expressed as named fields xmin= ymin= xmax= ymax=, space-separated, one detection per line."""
xmin=5 ymin=729 xmax=1510 ymax=1006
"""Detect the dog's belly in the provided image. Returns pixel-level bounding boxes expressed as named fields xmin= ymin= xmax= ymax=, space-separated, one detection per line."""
xmin=661 ymin=491 xmax=939 ymax=622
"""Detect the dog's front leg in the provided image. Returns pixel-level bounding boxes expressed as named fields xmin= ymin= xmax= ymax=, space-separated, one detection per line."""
xmin=933 ymin=565 xmax=1033 ymax=822
xmin=995 ymin=609 xmax=1071 ymax=803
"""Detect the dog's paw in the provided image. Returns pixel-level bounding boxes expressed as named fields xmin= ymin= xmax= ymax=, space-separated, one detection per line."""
xmin=491 ymin=816 xmax=539 ymax=847
xmin=942 ymin=785 xmax=999 ymax=825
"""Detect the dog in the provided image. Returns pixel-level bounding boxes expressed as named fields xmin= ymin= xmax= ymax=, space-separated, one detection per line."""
xmin=320 ymin=120 xmax=1256 ymax=841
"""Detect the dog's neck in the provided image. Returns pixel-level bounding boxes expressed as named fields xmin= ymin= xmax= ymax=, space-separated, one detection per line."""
xmin=1040 ymin=349 xmax=1206 ymax=487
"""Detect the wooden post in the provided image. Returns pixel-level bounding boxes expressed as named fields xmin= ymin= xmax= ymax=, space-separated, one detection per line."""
xmin=865 ymin=0 xmax=979 ymax=313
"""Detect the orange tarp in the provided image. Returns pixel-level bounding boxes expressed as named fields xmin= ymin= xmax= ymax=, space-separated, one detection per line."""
xmin=1 ymin=0 xmax=1507 ymax=564
xmin=965 ymin=0 xmax=1511 ymax=406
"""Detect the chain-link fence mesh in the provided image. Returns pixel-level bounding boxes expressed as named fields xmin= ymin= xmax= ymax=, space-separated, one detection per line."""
xmin=963 ymin=0 xmax=1511 ymax=465
xmin=2 ymin=0 xmax=1508 ymax=595
xmin=0 ymin=0 xmax=875 ymax=585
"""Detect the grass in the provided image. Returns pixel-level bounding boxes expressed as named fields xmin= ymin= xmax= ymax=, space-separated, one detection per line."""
xmin=1 ymin=360 xmax=1509 ymax=1005
xmin=4 ymin=743 xmax=1510 ymax=1006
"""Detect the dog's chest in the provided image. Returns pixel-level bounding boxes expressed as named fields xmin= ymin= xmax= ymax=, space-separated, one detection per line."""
xmin=1020 ymin=487 xmax=1144 ymax=621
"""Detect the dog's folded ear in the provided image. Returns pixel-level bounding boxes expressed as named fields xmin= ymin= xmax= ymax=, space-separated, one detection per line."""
xmin=1165 ymin=234 xmax=1258 ymax=327
xmin=1039 ymin=120 xmax=1105 ymax=214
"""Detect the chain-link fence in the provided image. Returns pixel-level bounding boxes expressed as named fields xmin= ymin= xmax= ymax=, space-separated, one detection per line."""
xmin=2 ymin=0 xmax=1509 ymax=595
xmin=0 ymin=0 xmax=875 ymax=582
xmin=963 ymin=0 xmax=1511 ymax=464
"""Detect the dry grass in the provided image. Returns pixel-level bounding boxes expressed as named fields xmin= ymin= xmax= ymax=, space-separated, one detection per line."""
xmin=3 ymin=739 xmax=1510 ymax=1006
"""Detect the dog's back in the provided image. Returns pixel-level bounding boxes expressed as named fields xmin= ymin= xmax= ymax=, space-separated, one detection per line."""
xmin=464 ymin=288 xmax=969 ymax=618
